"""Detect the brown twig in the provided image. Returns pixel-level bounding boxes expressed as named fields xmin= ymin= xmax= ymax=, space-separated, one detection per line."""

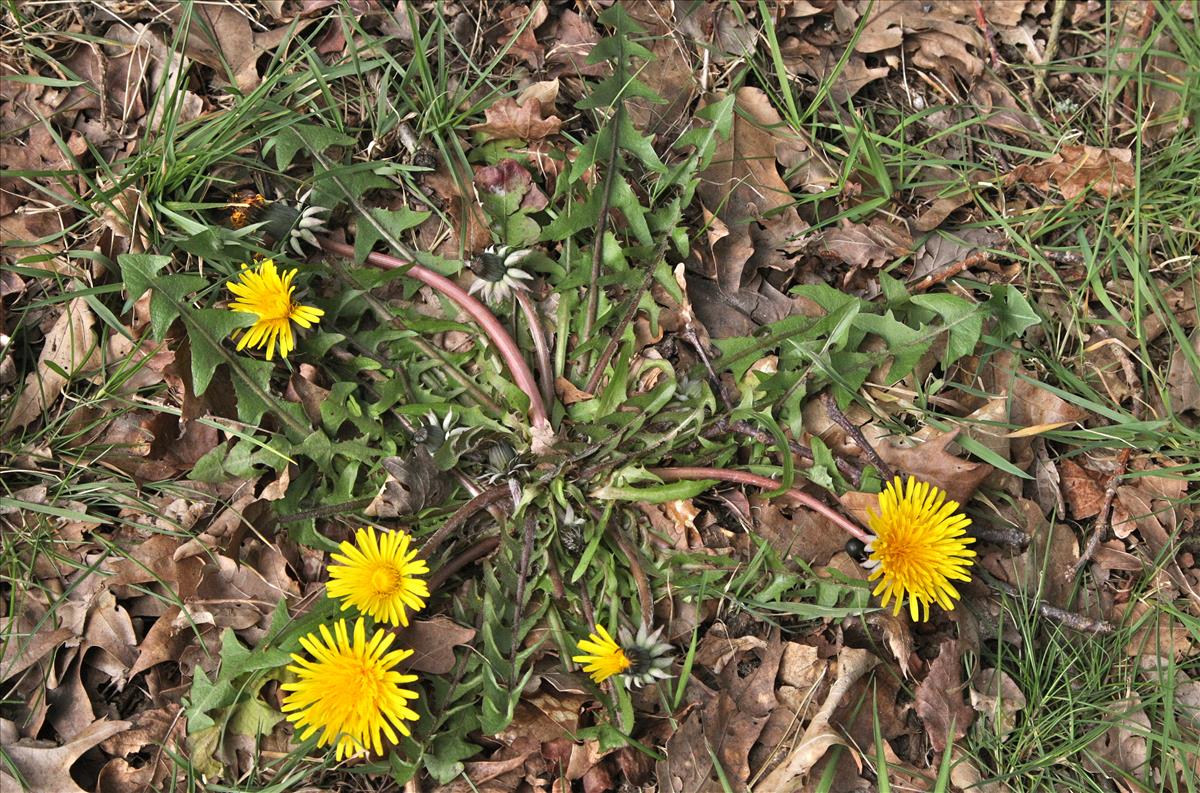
xmin=822 ymin=392 xmax=896 ymax=483
xmin=971 ymin=524 xmax=1031 ymax=549
xmin=1067 ymin=448 xmax=1133 ymax=580
xmin=980 ymin=571 xmax=1115 ymax=634
xmin=911 ymin=251 xmax=990 ymax=292
xmin=426 ymin=537 xmax=501 ymax=592
xmin=682 ymin=324 xmax=732 ymax=412
xmin=510 ymin=513 xmax=538 ymax=676
xmin=418 ymin=485 xmax=511 ymax=560
xmin=973 ymin=0 xmax=1001 ymax=69
xmin=583 ymin=106 xmax=623 ymax=347
xmin=649 ymin=466 xmax=872 ymax=542
xmin=277 ymin=497 xmax=374 ymax=523
xmin=1033 ymin=0 xmax=1068 ymax=103
xmin=583 ymin=235 xmax=668 ymax=396
xmin=515 ymin=290 xmax=555 ymax=414
xmin=609 ymin=521 xmax=653 ymax=627
xmin=708 ymin=417 xmax=865 ymax=486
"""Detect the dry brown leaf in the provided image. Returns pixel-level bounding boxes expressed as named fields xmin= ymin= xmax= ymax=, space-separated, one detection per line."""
xmin=817 ymin=219 xmax=913 ymax=272
xmin=868 ymin=427 xmax=993 ymax=506
xmin=866 ymin=610 xmax=914 ymax=678
xmin=0 ymin=718 xmax=130 ymax=793
xmin=1059 ymin=459 xmax=1106 ymax=520
xmin=1167 ymin=328 xmax=1200 ymax=413
xmin=4 ymin=297 xmax=98 ymax=431
xmin=471 ymin=97 xmax=562 ymax=142
xmin=555 ymin=376 xmax=594 ymax=404
xmin=1084 ymin=693 xmax=1152 ymax=780
xmin=393 ymin=616 xmax=476 ymax=674
xmin=166 ymin=5 xmax=295 ymax=92
xmin=970 ymin=668 xmax=1026 ymax=738
xmin=1009 ymin=146 xmax=1135 ymax=201
xmin=497 ymin=3 xmax=547 ymax=67
xmin=753 ymin=648 xmax=877 ymax=790
xmin=695 ymin=87 xmax=809 ymax=294
xmin=545 ymin=10 xmax=607 ymax=77
xmin=915 ymin=639 xmax=974 ymax=752
xmin=366 ymin=449 xmax=451 ymax=517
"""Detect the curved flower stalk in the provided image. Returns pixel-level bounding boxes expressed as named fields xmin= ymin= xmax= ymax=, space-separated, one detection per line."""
xmin=317 ymin=237 xmax=550 ymax=433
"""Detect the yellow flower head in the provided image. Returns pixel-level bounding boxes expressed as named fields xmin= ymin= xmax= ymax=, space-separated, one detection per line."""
xmin=865 ymin=477 xmax=977 ymax=622
xmin=281 ymin=618 xmax=420 ymax=761
xmin=227 ymin=259 xmax=324 ymax=361
xmin=573 ymin=624 xmax=631 ymax=684
xmin=326 ymin=528 xmax=430 ymax=627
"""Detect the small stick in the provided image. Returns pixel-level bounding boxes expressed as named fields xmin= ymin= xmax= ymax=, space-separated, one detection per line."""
xmin=427 ymin=536 xmax=500 ymax=592
xmin=1033 ymin=0 xmax=1068 ymax=103
xmin=707 ymin=417 xmax=865 ymax=485
xmin=583 ymin=236 xmax=667 ymax=396
xmin=510 ymin=513 xmax=538 ymax=675
xmin=277 ymin=497 xmax=373 ymax=523
xmin=1066 ymin=447 xmax=1132 ymax=580
xmin=683 ymin=324 xmax=732 ymax=412
xmin=583 ymin=107 xmax=623 ymax=346
xmin=980 ymin=571 xmax=1115 ymax=634
xmin=515 ymin=290 xmax=555 ymax=414
xmin=973 ymin=0 xmax=1001 ymax=69
xmin=911 ymin=252 xmax=990 ymax=292
xmin=822 ymin=393 xmax=896 ymax=483
xmin=971 ymin=524 xmax=1031 ymax=549
xmin=418 ymin=485 xmax=511 ymax=560
xmin=649 ymin=466 xmax=871 ymax=543
xmin=609 ymin=521 xmax=653 ymax=627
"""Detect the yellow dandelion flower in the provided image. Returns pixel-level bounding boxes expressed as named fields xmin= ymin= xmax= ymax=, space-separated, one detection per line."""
xmin=281 ymin=618 xmax=420 ymax=761
xmin=227 ymin=259 xmax=324 ymax=361
xmin=573 ymin=624 xmax=631 ymax=684
xmin=326 ymin=528 xmax=430 ymax=628
xmin=865 ymin=477 xmax=977 ymax=622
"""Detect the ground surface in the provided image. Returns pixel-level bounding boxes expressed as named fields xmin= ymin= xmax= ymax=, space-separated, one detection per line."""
xmin=1 ymin=1 xmax=1199 ymax=792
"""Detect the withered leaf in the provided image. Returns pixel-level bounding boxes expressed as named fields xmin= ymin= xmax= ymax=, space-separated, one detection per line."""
xmin=366 ymin=449 xmax=450 ymax=517
xmin=1008 ymin=146 xmax=1135 ymax=201
xmin=915 ymin=639 xmax=974 ymax=752
xmin=1 ymin=718 xmax=130 ymax=793
xmin=755 ymin=647 xmax=878 ymax=789
xmin=393 ymin=616 xmax=476 ymax=674
xmin=471 ymin=97 xmax=562 ymax=142
xmin=4 ymin=298 xmax=99 ymax=431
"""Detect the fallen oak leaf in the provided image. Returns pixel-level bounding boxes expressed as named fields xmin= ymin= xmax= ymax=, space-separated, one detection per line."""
xmin=1008 ymin=145 xmax=1134 ymax=201
xmin=1 ymin=717 xmax=131 ymax=793
xmin=753 ymin=648 xmax=878 ymax=790
xmin=471 ymin=96 xmax=562 ymax=142
xmin=915 ymin=639 xmax=974 ymax=752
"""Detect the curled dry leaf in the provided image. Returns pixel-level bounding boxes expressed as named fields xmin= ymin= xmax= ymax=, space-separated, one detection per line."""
xmin=970 ymin=668 xmax=1027 ymax=738
xmin=4 ymin=297 xmax=99 ymax=431
xmin=392 ymin=616 xmax=477 ymax=674
xmin=366 ymin=449 xmax=450 ymax=517
xmin=0 ymin=717 xmax=131 ymax=793
xmin=1083 ymin=694 xmax=1152 ymax=780
xmin=867 ymin=426 xmax=993 ymax=506
xmin=1008 ymin=145 xmax=1135 ymax=201
xmin=753 ymin=648 xmax=878 ymax=791
xmin=471 ymin=97 xmax=562 ymax=142
xmin=914 ymin=639 xmax=974 ymax=752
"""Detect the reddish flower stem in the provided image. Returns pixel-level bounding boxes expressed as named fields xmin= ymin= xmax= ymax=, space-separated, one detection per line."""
xmin=318 ymin=237 xmax=550 ymax=430
xmin=649 ymin=467 xmax=872 ymax=543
